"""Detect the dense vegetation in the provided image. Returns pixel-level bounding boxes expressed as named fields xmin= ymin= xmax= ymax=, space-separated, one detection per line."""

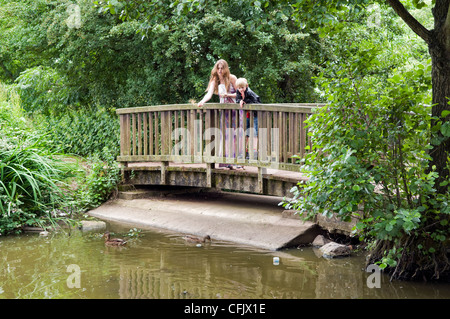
xmin=0 ymin=0 xmax=448 ymax=281
xmin=0 ymin=83 xmax=121 ymax=234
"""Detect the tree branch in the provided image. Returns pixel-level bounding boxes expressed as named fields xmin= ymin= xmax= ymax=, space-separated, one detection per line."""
xmin=386 ymin=0 xmax=432 ymax=44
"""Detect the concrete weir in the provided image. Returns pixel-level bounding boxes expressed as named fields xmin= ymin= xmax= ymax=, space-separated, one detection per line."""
xmin=88 ymin=189 xmax=322 ymax=251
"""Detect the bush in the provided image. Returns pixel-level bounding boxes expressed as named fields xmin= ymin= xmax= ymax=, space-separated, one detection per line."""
xmin=283 ymin=54 xmax=450 ymax=280
xmin=38 ymin=107 xmax=120 ymax=160
xmin=73 ymin=147 xmax=121 ymax=210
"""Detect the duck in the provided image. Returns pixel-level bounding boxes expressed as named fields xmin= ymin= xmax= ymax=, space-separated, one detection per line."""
xmin=103 ymin=231 xmax=127 ymax=246
xmin=182 ymin=234 xmax=211 ymax=243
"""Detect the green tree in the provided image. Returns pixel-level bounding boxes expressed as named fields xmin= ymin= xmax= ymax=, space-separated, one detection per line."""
xmin=1 ymin=0 xmax=324 ymax=110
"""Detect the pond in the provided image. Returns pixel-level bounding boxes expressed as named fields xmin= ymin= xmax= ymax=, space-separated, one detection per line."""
xmin=0 ymin=221 xmax=449 ymax=299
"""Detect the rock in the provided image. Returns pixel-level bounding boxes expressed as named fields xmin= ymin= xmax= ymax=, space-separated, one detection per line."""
xmin=319 ymin=242 xmax=351 ymax=258
xmin=39 ymin=231 xmax=49 ymax=237
xmin=312 ymin=235 xmax=332 ymax=247
xmin=79 ymin=220 xmax=106 ymax=232
xmin=23 ymin=226 xmax=45 ymax=233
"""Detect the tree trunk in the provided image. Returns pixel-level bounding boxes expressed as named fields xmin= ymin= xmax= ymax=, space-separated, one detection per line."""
xmin=428 ymin=1 xmax=450 ymax=194
xmin=387 ymin=1 xmax=450 ymax=194
xmin=375 ymin=0 xmax=450 ymax=282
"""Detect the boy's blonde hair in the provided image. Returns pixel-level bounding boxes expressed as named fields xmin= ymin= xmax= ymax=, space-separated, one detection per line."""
xmin=235 ymin=78 xmax=248 ymax=89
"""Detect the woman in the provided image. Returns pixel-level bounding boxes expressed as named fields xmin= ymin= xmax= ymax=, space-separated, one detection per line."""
xmin=198 ymin=59 xmax=243 ymax=168
xmin=198 ymin=59 xmax=237 ymax=106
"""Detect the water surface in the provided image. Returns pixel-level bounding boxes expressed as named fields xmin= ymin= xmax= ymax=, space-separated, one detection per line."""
xmin=1 ymin=222 xmax=449 ymax=299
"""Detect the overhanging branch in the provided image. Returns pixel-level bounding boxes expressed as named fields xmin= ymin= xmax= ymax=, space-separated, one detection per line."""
xmin=386 ymin=0 xmax=432 ymax=44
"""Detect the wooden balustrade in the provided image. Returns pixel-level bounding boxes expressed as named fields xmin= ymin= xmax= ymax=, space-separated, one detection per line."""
xmin=116 ymin=103 xmax=323 ymax=171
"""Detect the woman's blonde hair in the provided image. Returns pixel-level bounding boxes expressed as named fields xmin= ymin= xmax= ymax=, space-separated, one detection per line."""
xmin=207 ymin=59 xmax=231 ymax=94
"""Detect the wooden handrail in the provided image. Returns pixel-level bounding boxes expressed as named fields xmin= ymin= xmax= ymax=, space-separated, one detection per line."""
xmin=116 ymin=103 xmax=324 ymax=171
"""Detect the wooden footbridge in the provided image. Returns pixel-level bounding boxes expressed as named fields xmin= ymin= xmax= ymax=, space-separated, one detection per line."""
xmin=117 ymin=103 xmax=324 ymax=197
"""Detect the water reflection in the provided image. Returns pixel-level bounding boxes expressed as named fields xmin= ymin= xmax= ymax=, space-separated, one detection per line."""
xmin=0 ymin=223 xmax=449 ymax=299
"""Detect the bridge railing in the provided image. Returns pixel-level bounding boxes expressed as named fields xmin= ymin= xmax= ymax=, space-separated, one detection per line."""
xmin=116 ymin=103 xmax=323 ymax=171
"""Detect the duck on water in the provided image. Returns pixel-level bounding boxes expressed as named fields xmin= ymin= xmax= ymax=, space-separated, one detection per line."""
xmin=182 ymin=235 xmax=211 ymax=243
xmin=103 ymin=231 xmax=127 ymax=246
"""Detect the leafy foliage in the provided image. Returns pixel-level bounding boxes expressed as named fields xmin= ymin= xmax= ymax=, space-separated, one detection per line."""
xmin=73 ymin=147 xmax=121 ymax=210
xmin=39 ymin=107 xmax=120 ymax=160
xmin=282 ymin=9 xmax=449 ymax=280
xmin=0 ymin=0 xmax=326 ymax=110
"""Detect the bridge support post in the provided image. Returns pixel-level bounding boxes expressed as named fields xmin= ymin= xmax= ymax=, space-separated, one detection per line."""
xmin=258 ymin=167 xmax=267 ymax=194
xmin=120 ymin=162 xmax=128 ymax=183
xmin=161 ymin=161 xmax=169 ymax=185
xmin=206 ymin=163 xmax=215 ymax=188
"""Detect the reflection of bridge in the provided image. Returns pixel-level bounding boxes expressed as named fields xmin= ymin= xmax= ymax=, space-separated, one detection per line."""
xmin=117 ymin=103 xmax=324 ymax=196
xmin=117 ymin=249 xmax=367 ymax=299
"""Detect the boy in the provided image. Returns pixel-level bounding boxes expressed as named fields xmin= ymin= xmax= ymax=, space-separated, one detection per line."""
xmin=235 ymin=78 xmax=260 ymax=159
xmin=235 ymin=77 xmax=261 ymax=107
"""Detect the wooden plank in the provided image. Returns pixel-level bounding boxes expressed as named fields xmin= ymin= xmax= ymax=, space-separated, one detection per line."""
xmin=180 ymin=110 xmax=186 ymax=156
xmin=198 ymin=110 xmax=203 ymax=158
xmin=293 ymin=113 xmax=299 ymax=157
xmin=214 ymin=109 xmax=220 ymax=158
xmin=249 ymin=111 xmax=255 ymax=161
xmin=257 ymin=110 xmax=263 ymax=163
xmin=299 ymin=113 xmax=306 ymax=158
xmin=161 ymin=111 xmax=170 ymax=156
xmin=265 ymin=111 xmax=271 ymax=163
xmin=165 ymin=111 xmax=174 ymax=155
xmin=155 ymin=112 xmax=160 ymax=155
xmin=174 ymin=110 xmax=179 ymax=156
xmin=143 ymin=112 xmax=148 ymax=156
xmin=283 ymin=112 xmax=288 ymax=163
xmin=138 ymin=113 xmax=142 ymax=156
xmin=119 ymin=114 xmax=129 ymax=156
xmin=205 ymin=109 xmax=212 ymax=159
xmin=268 ymin=111 xmax=274 ymax=162
xmin=236 ymin=110 xmax=240 ymax=161
xmin=225 ymin=110 xmax=231 ymax=161
xmin=307 ymin=113 xmax=312 ymax=153
xmin=288 ymin=112 xmax=294 ymax=161
xmin=132 ymin=113 xmax=136 ymax=156
xmin=149 ymin=112 xmax=154 ymax=155
xmin=116 ymin=103 xmax=323 ymax=114
xmin=278 ymin=112 xmax=283 ymax=163
xmin=190 ymin=109 xmax=195 ymax=157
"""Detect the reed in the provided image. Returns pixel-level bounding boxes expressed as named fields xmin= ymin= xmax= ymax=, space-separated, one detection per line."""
xmin=0 ymin=84 xmax=77 ymax=234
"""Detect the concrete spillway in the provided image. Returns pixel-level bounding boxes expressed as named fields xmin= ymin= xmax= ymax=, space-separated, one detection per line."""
xmin=88 ymin=190 xmax=322 ymax=251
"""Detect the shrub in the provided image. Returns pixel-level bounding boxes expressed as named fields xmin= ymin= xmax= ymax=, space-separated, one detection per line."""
xmin=38 ymin=107 xmax=120 ymax=160
xmin=73 ymin=147 xmax=121 ymax=210
xmin=283 ymin=57 xmax=449 ymax=280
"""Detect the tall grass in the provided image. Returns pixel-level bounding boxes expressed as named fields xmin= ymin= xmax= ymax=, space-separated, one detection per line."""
xmin=0 ymin=83 xmax=78 ymax=234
